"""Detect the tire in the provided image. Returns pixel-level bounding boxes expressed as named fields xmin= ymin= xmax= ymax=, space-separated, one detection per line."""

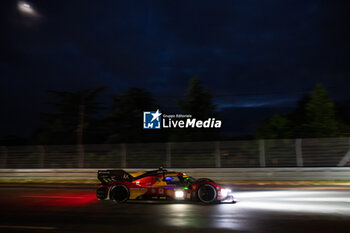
xmin=110 ymin=184 xmax=130 ymax=203
xmin=96 ymin=187 xmax=108 ymax=200
xmin=197 ymin=184 xmax=217 ymax=204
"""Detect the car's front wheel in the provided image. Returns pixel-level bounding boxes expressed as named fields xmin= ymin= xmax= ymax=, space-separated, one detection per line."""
xmin=110 ymin=184 xmax=129 ymax=203
xmin=197 ymin=184 xmax=217 ymax=204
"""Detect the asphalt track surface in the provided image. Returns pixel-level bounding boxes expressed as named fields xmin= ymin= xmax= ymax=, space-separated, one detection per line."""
xmin=0 ymin=185 xmax=350 ymax=233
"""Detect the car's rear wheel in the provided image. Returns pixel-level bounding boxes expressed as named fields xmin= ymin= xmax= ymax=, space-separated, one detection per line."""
xmin=110 ymin=184 xmax=129 ymax=203
xmin=197 ymin=184 xmax=217 ymax=204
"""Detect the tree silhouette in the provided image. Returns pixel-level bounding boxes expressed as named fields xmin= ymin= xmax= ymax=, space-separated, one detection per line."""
xmin=33 ymin=87 xmax=105 ymax=145
xmin=105 ymin=88 xmax=165 ymax=143
xmin=177 ymin=77 xmax=216 ymax=119
xmin=171 ymin=77 xmax=220 ymax=141
xmin=300 ymin=83 xmax=341 ymax=137
xmin=256 ymin=114 xmax=291 ymax=139
xmin=256 ymin=83 xmax=348 ymax=139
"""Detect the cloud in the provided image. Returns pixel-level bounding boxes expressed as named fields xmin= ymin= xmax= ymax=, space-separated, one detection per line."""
xmin=216 ymin=97 xmax=298 ymax=109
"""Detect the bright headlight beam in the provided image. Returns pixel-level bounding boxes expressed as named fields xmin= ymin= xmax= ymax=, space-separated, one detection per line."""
xmin=175 ymin=191 xmax=184 ymax=198
xmin=221 ymin=188 xmax=231 ymax=198
xmin=221 ymin=189 xmax=228 ymax=197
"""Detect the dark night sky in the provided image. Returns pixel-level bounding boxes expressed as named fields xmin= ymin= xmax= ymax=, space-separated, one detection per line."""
xmin=1 ymin=0 xmax=350 ymax=137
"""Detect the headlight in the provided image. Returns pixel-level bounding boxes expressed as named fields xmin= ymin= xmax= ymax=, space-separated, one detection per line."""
xmin=175 ymin=190 xmax=184 ymax=198
xmin=221 ymin=188 xmax=231 ymax=197
xmin=225 ymin=188 xmax=232 ymax=193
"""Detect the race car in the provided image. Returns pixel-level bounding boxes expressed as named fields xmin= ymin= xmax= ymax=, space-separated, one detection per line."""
xmin=96 ymin=167 xmax=235 ymax=204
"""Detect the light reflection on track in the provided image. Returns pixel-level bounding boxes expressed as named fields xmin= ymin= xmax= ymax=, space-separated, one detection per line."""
xmin=0 ymin=186 xmax=350 ymax=233
xmin=235 ymin=190 xmax=350 ymax=216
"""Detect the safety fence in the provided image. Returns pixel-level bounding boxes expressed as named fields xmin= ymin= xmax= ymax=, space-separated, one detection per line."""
xmin=1 ymin=168 xmax=350 ymax=181
xmin=0 ymin=137 xmax=350 ymax=168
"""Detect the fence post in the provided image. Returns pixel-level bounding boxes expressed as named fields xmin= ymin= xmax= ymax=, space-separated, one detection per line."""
xmin=166 ymin=142 xmax=171 ymax=168
xmin=37 ymin=145 xmax=46 ymax=168
xmin=121 ymin=144 xmax=127 ymax=168
xmin=0 ymin=146 xmax=8 ymax=168
xmin=296 ymin=138 xmax=303 ymax=167
xmin=337 ymin=137 xmax=350 ymax=167
xmin=215 ymin=141 xmax=221 ymax=168
xmin=259 ymin=139 xmax=266 ymax=167
xmin=77 ymin=144 xmax=85 ymax=168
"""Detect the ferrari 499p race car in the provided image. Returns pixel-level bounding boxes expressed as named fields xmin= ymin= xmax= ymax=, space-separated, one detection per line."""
xmin=96 ymin=168 xmax=235 ymax=204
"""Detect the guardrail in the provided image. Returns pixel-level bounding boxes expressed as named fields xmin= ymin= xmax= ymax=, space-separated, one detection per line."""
xmin=1 ymin=168 xmax=349 ymax=181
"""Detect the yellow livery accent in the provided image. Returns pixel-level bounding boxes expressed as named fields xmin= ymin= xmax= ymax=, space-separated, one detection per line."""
xmin=129 ymin=188 xmax=148 ymax=199
xmin=152 ymin=180 xmax=168 ymax=187
xmin=129 ymin=172 xmax=146 ymax=177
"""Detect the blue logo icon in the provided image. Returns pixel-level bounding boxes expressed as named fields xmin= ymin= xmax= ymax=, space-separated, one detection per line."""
xmin=143 ymin=110 xmax=162 ymax=129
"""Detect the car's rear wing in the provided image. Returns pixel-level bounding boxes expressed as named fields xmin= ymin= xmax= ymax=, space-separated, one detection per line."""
xmin=97 ymin=169 xmax=134 ymax=184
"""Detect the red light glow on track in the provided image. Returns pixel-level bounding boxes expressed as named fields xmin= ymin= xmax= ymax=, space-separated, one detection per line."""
xmin=20 ymin=191 xmax=97 ymax=207
xmin=23 ymin=195 xmax=88 ymax=199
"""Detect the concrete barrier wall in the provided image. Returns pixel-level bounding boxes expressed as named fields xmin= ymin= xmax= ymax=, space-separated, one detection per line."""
xmin=1 ymin=168 xmax=350 ymax=181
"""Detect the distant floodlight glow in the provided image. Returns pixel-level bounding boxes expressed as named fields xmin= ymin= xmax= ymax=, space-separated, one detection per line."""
xmin=18 ymin=1 xmax=37 ymax=16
